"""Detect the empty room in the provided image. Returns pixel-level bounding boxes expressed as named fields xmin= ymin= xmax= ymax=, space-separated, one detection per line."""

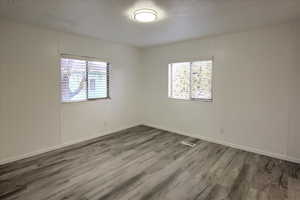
xmin=0 ymin=0 xmax=300 ymax=199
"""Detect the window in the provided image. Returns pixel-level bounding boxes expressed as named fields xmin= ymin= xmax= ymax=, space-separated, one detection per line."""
xmin=168 ymin=60 xmax=213 ymax=101
xmin=60 ymin=55 xmax=110 ymax=102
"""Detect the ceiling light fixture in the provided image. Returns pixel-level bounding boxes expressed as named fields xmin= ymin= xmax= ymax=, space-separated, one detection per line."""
xmin=133 ymin=9 xmax=157 ymax=23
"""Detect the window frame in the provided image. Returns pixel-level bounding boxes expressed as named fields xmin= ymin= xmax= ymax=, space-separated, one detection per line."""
xmin=168 ymin=59 xmax=213 ymax=102
xmin=60 ymin=54 xmax=110 ymax=103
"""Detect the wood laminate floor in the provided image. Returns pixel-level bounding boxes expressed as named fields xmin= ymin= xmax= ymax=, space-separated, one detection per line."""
xmin=0 ymin=125 xmax=300 ymax=200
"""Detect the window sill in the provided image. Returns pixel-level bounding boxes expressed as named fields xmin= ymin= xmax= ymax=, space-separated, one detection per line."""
xmin=61 ymin=97 xmax=111 ymax=104
xmin=168 ymin=97 xmax=213 ymax=103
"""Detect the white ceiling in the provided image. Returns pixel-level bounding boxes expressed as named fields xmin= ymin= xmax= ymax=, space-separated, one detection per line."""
xmin=0 ymin=0 xmax=300 ymax=47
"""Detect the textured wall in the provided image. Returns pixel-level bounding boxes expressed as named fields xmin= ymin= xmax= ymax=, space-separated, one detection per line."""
xmin=0 ymin=19 xmax=142 ymax=162
xmin=0 ymin=19 xmax=299 ymax=163
xmin=141 ymin=22 xmax=300 ymax=162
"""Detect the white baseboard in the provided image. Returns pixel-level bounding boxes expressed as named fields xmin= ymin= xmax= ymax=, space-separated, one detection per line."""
xmin=1 ymin=123 xmax=299 ymax=166
xmin=0 ymin=124 xmax=140 ymax=166
xmin=144 ymin=123 xmax=300 ymax=164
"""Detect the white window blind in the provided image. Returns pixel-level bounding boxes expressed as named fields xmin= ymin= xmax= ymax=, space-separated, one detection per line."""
xmin=60 ymin=56 xmax=109 ymax=102
xmin=169 ymin=62 xmax=191 ymax=99
xmin=87 ymin=61 xmax=108 ymax=99
xmin=168 ymin=60 xmax=212 ymax=101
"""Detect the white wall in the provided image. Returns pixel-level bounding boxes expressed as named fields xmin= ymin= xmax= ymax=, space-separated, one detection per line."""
xmin=0 ymin=19 xmax=142 ymax=163
xmin=287 ymin=22 xmax=300 ymax=160
xmin=59 ymin=33 xmax=142 ymax=144
xmin=0 ymin=18 xmax=299 ymax=164
xmin=141 ymin=22 xmax=300 ymax=162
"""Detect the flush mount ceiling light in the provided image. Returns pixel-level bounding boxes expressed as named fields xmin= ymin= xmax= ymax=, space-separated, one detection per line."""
xmin=133 ymin=9 xmax=158 ymax=23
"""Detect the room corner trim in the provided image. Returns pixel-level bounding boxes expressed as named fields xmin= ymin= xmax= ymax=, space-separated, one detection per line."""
xmin=144 ymin=124 xmax=300 ymax=164
xmin=0 ymin=124 xmax=141 ymax=166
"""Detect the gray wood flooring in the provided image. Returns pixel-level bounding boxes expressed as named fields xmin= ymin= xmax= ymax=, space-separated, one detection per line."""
xmin=0 ymin=125 xmax=300 ymax=200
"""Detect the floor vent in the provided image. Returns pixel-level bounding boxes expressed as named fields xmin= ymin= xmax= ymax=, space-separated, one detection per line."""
xmin=181 ymin=141 xmax=196 ymax=147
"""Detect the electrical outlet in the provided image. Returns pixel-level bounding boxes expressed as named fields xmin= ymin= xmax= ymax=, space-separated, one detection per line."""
xmin=220 ymin=128 xmax=225 ymax=135
xmin=103 ymin=121 xmax=107 ymax=127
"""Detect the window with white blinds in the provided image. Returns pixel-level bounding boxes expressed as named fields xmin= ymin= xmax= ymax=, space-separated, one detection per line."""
xmin=60 ymin=56 xmax=109 ymax=102
xmin=168 ymin=60 xmax=213 ymax=101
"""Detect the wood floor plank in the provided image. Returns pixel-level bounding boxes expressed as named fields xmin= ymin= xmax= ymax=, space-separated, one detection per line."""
xmin=0 ymin=125 xmax=299 ymax=200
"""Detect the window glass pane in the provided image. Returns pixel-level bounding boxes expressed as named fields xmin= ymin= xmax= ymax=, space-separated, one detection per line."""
xmin=60 ymin=58 xmax=87 ymax=102
xmin=88 ymin=61 xmax=108 ymax=99
xmin=191 ymin=60 xmax=212 ymax=100
xmin=170 ymin=62 xmax=190 ymax=99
